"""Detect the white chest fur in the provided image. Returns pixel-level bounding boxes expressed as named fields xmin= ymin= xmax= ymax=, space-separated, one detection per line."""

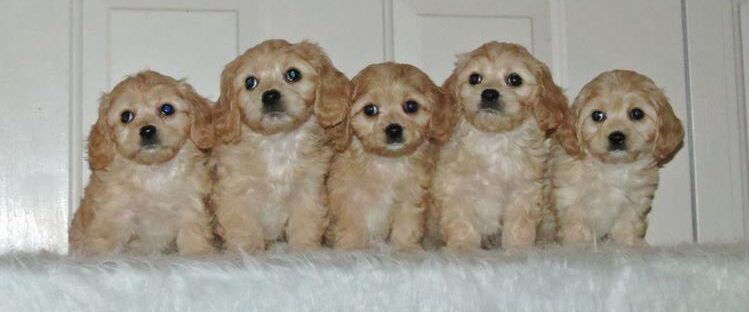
xmin=442 ymin=119 xmax=547 ymax=235
xmin=244 ymin=121 xmax=322 ymax=240
xmin=561 ymin=155 xmax=658 ymax=237
xmin=361 ymin=155 xmax=413 ymax=241
xmin=101 ymin=148 xmax=207 ymax=252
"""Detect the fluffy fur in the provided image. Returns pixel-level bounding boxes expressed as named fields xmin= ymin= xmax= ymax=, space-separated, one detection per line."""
xmin=69 ymin=71 xmax=216 ymax=256
xmin=431 ymin=42 xmax=569 ymax=251
xmin=325 ymin=63 xmax=454 ymax=251
xmin=3 ymin=244 xmax=749 ymax=311
xmin=550 ymin=70 xmax=684 ymax=246
xmin=212 ymin=39 xmax=351 ymax=253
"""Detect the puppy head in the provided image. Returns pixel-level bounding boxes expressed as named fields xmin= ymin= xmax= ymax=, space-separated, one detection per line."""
xmin=443 ymin=41 xmax=568 ymax=134
xmin=88 ymin=71 xmax=214 ymax=169
xmin=567 ymin=70 xmax=684 ymax=164
xmin=215 ymin=40 xmax=351 ymax=150
xmin=350 ymin=63 xmax=454 ymax=157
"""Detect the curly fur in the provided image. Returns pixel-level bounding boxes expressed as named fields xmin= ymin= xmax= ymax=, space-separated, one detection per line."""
xmin=430 ymin=42 xmax=569 ymax=251
xmin=212 ymin=40 xmax=351 ymax=253
xmin=550 ymin=70 xmax=685 ymax=246
xmin=69 ymin=71 xmax=216 ymax=256
xmin=325 ymin=63 xmax=455 ymax=251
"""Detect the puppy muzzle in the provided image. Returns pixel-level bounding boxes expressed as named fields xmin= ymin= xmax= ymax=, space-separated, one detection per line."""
xmin=262 ymin=89 xmax=284 ymax=114
xmin=607 ymin=131 xmax=627 ymax=151
xmin=139 ymin=125 xmax=159 ymax=147
xmin=385 ymin=123 xmax=404 ymax=144
xmin=479 ymin=88 xmax=501 ymax=112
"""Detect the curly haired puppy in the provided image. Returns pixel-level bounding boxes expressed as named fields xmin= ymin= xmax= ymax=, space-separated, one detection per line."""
xmin=550 ymin=70 xmax=684 ymax=246
xmin=432 ymin=42 xmax=569 ymax=251
xmin=212 ymin=40 xmax=351 ymax=253
xmin=69 ymin=71 xmax=216 ymax=256
xmin=325 ymin=63 xmax=454 ymax=251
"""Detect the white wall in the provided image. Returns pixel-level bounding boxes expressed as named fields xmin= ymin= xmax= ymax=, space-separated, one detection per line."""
xmin=0 ymin=0 xmax=746 ymax=252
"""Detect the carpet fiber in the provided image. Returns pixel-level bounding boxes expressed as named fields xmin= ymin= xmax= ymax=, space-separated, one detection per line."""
xmin=1 ymin=244 xmax=748 ymax=312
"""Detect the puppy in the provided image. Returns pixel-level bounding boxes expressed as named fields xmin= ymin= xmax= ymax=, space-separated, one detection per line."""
xmin=212 ymin=40 xmax=350 ymax=253
xmin=325 ymin=63 xmax=454 ymax=251
xmin=69 ymin=71 xmax=216 ymax=256
xmin=432 ymin=42 xmax=569 ymax=251
xmin=550 ymin=70 xmax=684 ymax=246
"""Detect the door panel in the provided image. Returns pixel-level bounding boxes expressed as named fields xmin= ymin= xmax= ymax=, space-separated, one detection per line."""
xmin=0 ymin=0 xmax=71 ymax=253
xmin=393 ymin=0 xmax=552 ymax=83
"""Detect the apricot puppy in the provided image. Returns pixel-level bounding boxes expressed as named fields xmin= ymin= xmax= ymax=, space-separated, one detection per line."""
xmin=326 ymin=63 xmax=454 ymax=251
xmin=432 ymin=42 xmax=569 ymax=251
xmin=212 ymin=40 xmax=351 ymax=252
xmin=551 ymin=70 xmax=684 ymax=246
xmin=69 ymin=71 xmax=216 ymax=256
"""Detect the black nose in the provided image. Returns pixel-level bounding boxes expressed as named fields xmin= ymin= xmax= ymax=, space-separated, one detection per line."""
xmin=385 ymin=123 xmax=404 ymax=142
xmin=262 ymin=89 xmax=281 ymax=105
xmin=608 ymin=131 xmax=626 ymax=145
xmin=481 ymin=89 xmax=500 ymax=102
xmin=139 ymin=125 xmax=157 ymax=139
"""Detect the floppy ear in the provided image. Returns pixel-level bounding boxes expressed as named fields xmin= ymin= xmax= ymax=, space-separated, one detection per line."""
xmin=652 ymin=93 xmax=684 ymax=165
xmin=295 ymin=42 xmax=352 ymax=151
xmin=88 ymin=94 xmax=116 ymax=170
xmin=533 ymin=64 xmax=570 ymax=136
xmin=214 ymin=59 xmax=243 ymax=144
xmin=427 ymin=87 xmax=458 ymax=143
xmin=178 ymin=81 xmax=215 ymax=150
xmin=553 ymin=103 xmax=583 ymax=157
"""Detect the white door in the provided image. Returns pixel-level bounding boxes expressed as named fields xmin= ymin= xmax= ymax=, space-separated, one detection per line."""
xmin=1 ymin=0 xmax=745 ymax=253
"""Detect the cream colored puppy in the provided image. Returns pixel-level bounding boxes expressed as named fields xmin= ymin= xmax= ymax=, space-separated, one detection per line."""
xmin=69 ymin=71 xmax=216 ymax=256
xmin=551 ymin=70 xmax=684 ymax=246
xmin=212 ymin=40 xmax=351 ymax=253
xmin=325 ymin=63 xmax=454 ymax=251
xmin=432 ymin=42 xmax=569 ymax=251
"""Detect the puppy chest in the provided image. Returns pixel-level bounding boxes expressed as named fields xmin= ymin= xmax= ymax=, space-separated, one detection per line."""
xmin=359 ymin=159 xmax=414 ymax=241
xmin=576 ymin=163 xmax=650 ymax=235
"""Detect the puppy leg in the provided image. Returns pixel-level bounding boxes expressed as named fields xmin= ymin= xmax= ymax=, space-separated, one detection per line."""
xmin=609 ymin=208 xmax=647 ymax=246
xmin=439 ymin=196 xmax=481 ymax=252
xmin=286 ymin=174 xmax=327 ymax=251
xmin=176 ymin=208 xmax=215 ymax=256
xmin=389 ymin=196 xmax=426 ymax=252
xmin=558 ymin=208 xmax=594 ymax=245
xmin=78 ymin=218 xmax=129 ymax=256
xmin=215 ymin=193 xmax=265 ymax=253
xmin=501 ymin=186 xmax=542 ymax=249
xmin=327 ymin=186 xmax=369 ymax=250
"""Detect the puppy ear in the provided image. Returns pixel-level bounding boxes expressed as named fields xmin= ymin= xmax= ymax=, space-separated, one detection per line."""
xmin=214 ymin=59 xmax=243 ymax=144
xmin=178 ymin=81 xmax=215 ymax=150
xmin=532 ymin=64 xmax=570 ymax=136
xmin=553 ymin=104 xmax=583 ymax=157
xmin=427 ymin=87 xmax=458 ymax=143
xmin=652 ymin=93 xmax=684 ymax=165
xmin=88 ymin=94 xmax=116 ymax=170
xmin=441 ymin=52 xmax=470 ymax=100
xmin=295 ymin=42 xmax=352 ymax=151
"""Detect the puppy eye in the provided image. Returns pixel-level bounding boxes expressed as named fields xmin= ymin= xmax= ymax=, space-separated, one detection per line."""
xmin=506 ymin=73 xmax=523 ymax=87
xmin=469 ymin=73 xmax=483 ymax=85
xmin=591 ymin=110 xmax=606 ymax=123
xmin=403 ymin=100 xmax=419 ymax=114
xmin=120 ymin=110 xmax=135 ymax=124
xmin=363 ymin=104 xmax=379 ymax=117
xmin=285 ymin=68 xmax=302 ymax=83
xmin=629 ymin=108 xmax=645 ymax=121
xmin=160 ymin=103 xmax=175 ymax=116
xmin=245 ymin=76 xmax=259 ymax=91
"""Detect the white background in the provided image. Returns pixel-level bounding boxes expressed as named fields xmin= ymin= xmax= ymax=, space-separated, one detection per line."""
xmin=1 ymin=0 xmax=747 ymax=253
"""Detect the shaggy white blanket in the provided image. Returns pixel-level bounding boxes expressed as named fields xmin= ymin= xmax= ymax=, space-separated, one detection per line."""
xmin=1 ymin=244 xmax=748 ymax=312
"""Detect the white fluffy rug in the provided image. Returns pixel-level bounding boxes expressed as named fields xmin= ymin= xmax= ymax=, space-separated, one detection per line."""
xmin=1 ymin=244 xmax=748 ymax=312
